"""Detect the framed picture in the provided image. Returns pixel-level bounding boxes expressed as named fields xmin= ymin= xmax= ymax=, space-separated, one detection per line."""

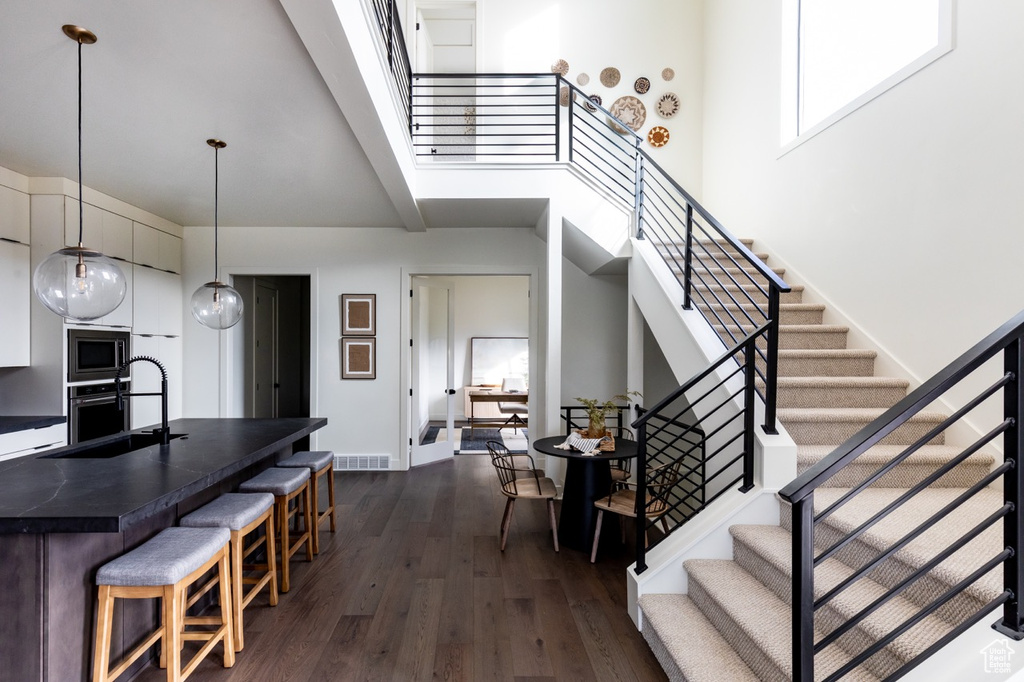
xmin=342 ymin=337 xmax=375 ymax=379
xmin=341 ymin=294 xmax=376 ymax=336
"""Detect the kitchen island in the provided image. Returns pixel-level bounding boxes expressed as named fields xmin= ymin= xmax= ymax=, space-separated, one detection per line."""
xmin=0 ymin=417 xmax=327 ymax=682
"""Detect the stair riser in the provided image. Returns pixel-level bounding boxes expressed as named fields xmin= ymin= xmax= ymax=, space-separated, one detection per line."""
xmin=796 ymin=459 xmax=992 ymax=489
xmin=779 ymin=329 xmax=849 ymax=350
xmin=780 ymin=419 xmax=946 ymax=446
xmin=776 ymin=385 xmax=907 ymax=409
xmin=779 ymin=506 xmax=994 ymax=623
xmin=687 ymin=576 xmax=790 ymax=682
xmin=732 ymin=539 xmax=906 ymax=679
xmin=777 ymin=356 xmax=875 ymax=377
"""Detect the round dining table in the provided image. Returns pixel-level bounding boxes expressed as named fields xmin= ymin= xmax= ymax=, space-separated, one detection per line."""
xmin=532 ymin=435 xmax=639 ymax=553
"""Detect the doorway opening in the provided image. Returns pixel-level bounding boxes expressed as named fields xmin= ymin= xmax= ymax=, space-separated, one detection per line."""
xmin=234 ymin=275 xmax=311 ymax=418
xmin=410 ymin=274 xmax=530 ymax=467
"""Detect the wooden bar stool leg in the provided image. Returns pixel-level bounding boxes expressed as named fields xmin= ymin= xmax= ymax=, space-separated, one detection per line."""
xmin=302 ymin=485 xmax=314 ymax=561
xmin=229 ymin=531 xmax=244 ymax=651
xmin=310 ymin=473 xmax=320 ymax=555
xmin=278 ymin=496 xmax=291 ymax=593
xmin=264 ymin=512 xmax=279 ymax=606
xmin=326 ymin=467 xmax=336 ymax=532
xmin=92 ymin=585 xmax=114 ymax=682
xmin=165 ymin=583 xmax=182 ymax=682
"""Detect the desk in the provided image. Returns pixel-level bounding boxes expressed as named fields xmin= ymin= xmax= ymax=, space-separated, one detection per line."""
xmin=533 ymin=435 xmax=639 ymax=552
xmin=467 ymin=388 xmax=528 ymax=434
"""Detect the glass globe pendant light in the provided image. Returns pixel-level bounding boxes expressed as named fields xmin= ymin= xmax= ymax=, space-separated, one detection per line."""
xmin=190 ymin=139 xmax=243 ymax=330
xmin=33 ymin=25 xmax=126 ymax=321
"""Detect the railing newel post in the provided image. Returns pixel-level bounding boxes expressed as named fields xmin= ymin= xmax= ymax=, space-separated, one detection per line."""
xmin=682 ymin=203 xmax=694 ymax=310
xmin=553 ymin=74 xmax=561 ymax=162
xmin=635 ymin=426 xmax=649 ymax=573
xmin=995 ymin=336 xmax=1024 ymax=639
xmin=740 ymin=337 xmax=756 ymax=493
xmin=792 ymin=494 xmax=815 ymax=682
xmin=763 ymin=287 xmax=781 ymax=434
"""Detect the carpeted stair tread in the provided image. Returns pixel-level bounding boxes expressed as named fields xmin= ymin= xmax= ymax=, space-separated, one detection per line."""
xmin=730 ymin=525 xmax=954 ymax=678
xmin=714 ymin=324 xmax=849 ymax=350
xmin=777 ymin=408 xmax=947 ymax=446
xmin=783 ymin=487 xmax=1004 ymax=611
xmin=639 ymin=593 xmax=760 ymax=682
xmin=776 ymin=349 xmax=877 ymax=377
xmin=685 ymin=559 xmax=879 ymax=681
xmin=774 ymin=376 xmax=909 ymax=409
xmin=797 ymin=444 xmax=994 ymax=488
xmin=709 ymin=302 xmax=825 ymax=325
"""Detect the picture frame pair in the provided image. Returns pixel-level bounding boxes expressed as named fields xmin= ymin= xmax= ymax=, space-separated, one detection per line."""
xmin=341 ymin=294 xmax=375 ymax=379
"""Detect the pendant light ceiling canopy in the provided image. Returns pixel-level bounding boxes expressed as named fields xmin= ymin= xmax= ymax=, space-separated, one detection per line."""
xmin=33 ymin=25 xmax=126 ymax=321
xmin=190 ymin=138 xmax=243 ymax=330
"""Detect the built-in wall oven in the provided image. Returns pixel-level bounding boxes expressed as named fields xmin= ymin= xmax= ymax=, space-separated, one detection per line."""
xmin=67 ymin=329 xmax=130 ymax=383
xmin=68 ymin=381 xmax=131 ymax=444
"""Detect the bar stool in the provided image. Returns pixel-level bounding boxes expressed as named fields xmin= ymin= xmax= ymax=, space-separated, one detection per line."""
xmin=239 ymin=467 xmax=312 ymax=593
xmin=277 ymin=450 xmax=336 ymax=554
xmin=180 ymin=493 xmax=278 ymax=651
xmin=92 ymin=527 xmax=234 ymax=682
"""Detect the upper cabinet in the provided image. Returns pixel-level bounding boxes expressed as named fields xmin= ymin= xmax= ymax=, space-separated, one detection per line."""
xmin=133 ymin=222 xmax=181 ymax=274
xmin=64 ymin=201 xmax=132 ymax=262
xmin=0 ymin=184 xmax=30 ymax=366
xmin=0 ymin=184 xmax=30 ymax=244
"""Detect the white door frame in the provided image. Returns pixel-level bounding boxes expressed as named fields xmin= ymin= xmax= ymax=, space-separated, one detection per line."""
xmin=410 ymin=277 xmax=456 ymax=466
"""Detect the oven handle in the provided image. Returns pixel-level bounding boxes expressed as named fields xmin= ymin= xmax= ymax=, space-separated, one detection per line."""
xmin=70 ymin=393 xmax=124 ymax=407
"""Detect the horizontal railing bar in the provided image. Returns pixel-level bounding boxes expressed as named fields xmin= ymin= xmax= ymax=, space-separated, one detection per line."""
xmin=570 ymin=121 xmax=638 ymax=166
xmin=571 ymin=116 xmax=639 ymax=157
xmin=635 ymin=326 xmax=771 ymax=429
xmin=814 ymin=463 xmax=1010 ymax=574
xmin=885 ymin=591 xmax=1013 ymax=682
xmin=821 ymin=549 xmax=1012 ymax=682
xmin=816 ymin=418 xmax=1012 ymax=525
xmin=814 ymin=503 xmax=1012 ymax=650
xmin=571 ymin=150 xmax=634 ymax=197
xmin=414 ymin=71 xmax=557 ymax=79
xmin=782 ymin=309 xmax=1024 ymax=502
xmin=418 ymin=152 xmax=555 ymax=158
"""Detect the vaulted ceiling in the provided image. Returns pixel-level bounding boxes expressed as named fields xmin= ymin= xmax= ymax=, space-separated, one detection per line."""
xmin=0 ymin=0 xmax=404 ymax=227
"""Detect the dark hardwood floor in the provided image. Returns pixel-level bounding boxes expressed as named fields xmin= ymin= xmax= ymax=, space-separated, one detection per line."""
xmin=132 ymin=454 xmax=667 ymax=681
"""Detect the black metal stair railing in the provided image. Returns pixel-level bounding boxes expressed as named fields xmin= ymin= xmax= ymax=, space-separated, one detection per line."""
xmin=779 ymin=309 xmax=1024 ymax=681
xmin=631 ymin=325 xmax=771 ymax=573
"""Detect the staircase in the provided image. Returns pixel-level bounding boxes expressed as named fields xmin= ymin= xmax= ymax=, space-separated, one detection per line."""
xmin=640 ymin=240 xmax=1004 ymax=681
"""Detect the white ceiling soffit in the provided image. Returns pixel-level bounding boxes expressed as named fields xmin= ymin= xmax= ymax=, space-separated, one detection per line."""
xmin=0 ymin=0 xmax=404 ymax=228
xmin=418 ymin=198 xmax=549 ymax=229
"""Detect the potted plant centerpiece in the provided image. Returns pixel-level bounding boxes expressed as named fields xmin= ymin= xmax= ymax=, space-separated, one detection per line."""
xmin=574 ymin=391 xmax=641 ymax=449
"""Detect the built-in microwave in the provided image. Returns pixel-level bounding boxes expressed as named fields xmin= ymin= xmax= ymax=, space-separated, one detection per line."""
xmin=67 ymin=329 xmax=130 ymax=383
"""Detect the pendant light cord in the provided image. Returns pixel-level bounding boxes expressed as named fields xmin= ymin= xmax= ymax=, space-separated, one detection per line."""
xmin=77 ymin=37 xmax=84 ymax=247
xmin=214 ymin=145 xmax=219 ymax=282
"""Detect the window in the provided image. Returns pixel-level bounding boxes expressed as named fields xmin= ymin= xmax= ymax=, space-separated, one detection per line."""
xmin=785 ymin=0 xmax=953 ymax=143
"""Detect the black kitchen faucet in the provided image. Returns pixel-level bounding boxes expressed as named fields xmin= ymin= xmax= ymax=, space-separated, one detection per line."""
xmin=113 ymin=356 xmax=170 ymax=445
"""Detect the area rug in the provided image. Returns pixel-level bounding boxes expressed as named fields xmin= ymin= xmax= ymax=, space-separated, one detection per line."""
xmin=421 ymin=426 xmax=528 ymax=454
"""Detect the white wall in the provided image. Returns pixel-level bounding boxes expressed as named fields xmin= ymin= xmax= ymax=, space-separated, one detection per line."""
xmin=702 ymin=0 xmax=1024 ymax=403
xmin=407 ymin=0 xmax=706 ymax=194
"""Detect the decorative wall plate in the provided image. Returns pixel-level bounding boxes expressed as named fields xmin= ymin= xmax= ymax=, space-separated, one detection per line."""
xmin=600 ymin=67 xmax=620 ymax=88
xmin=662 ymin=67 xmax=675 ymax=81
xmin=647 ymin=126 xmax=670 ymax=147
xmin=584 ymin=93 xmax=602 ymax=112
xmin=559 ymin=86 xmax=574 ymax=107
xmin=551 ymin=59 xmax=569 ymax=76
xmin=634 ymin=77 xmax=651 ymax=95
xmin=577 ymin=72 xmax=590 ymax=86
xmin=656 ymin=92 xmax=680 ymax=118
xmin=608 ymin=95 xmax=646 ymax=133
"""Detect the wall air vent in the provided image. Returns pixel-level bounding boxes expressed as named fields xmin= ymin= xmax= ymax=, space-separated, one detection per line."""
xmin=333 ymin=454 xmax=390 ymax=471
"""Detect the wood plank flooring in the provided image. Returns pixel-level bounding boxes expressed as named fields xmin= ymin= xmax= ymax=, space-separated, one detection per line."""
xmin=132 ymin=455 xmax=667 ymax=681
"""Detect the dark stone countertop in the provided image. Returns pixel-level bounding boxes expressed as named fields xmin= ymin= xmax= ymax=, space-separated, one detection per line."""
xmin=0 ymin=415 xmax=66 ymax=435
xmin=0 ymin=417 xmax=326 ymax=534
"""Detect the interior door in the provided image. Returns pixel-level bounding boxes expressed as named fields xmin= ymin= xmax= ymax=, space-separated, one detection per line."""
xmin=253 ymin=280 xmax=279 ymax=418
xmin=411 ymin=278 xmax=455 ymax=466
xmin=416 ymin=3 xmax=477 ymax=159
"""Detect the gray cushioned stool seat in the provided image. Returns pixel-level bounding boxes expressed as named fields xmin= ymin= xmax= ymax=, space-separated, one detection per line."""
xmin=239 ymin=467 xmax=309 ymax=495
xmin=96 ymin=527 xmax=231 ymax=587
xmin=277 ymin=450 xmax=333 ymax=472
xmin=180 ymin=493 xmax=274 ymax=531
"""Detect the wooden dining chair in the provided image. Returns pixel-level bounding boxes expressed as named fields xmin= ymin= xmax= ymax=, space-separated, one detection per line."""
xmin=486 ymin=441 xmax=559 ymax=552
xmin=609 ymin=429 xmax=635 ymax=490
xmin=590 ymin=459 xmax=680 ymax=563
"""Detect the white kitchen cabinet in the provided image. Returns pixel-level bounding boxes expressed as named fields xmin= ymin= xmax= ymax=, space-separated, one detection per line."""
xmin=0 ymin=239 xmax=30 ymax=366
xmin=158 ymin=230 xmax=182 ymax=273
xmin=63 ymin=200 xmax=132 ymax=262
xmin=133 ymin=266 xmax=182 ymax=337
xmin=0 ymin=184 xmax=30 ymax=244
xmin=132 ymin=221 xmax=159 ymax=268
xmin=130 ymin=334 xmax=182 ymax=430
xmin=0 ymin=424 xmax=66 ymax=463
xmin=94 ymin=264 xmax=133 ymax=329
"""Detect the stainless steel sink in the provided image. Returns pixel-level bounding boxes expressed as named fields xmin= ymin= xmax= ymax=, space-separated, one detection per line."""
xmin=44 ymin=432 xmax=187 ymax=459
